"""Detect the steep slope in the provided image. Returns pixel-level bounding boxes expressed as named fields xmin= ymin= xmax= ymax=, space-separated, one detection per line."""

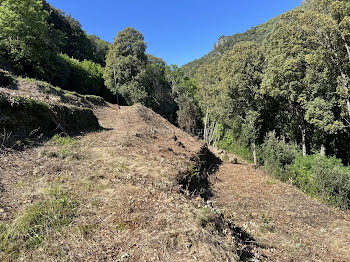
xmin=0 ymin=103 xmax=270 ymax=261
xmin=182 ymin=17 xmax=279 ymax=77
xmin=0 ymin=70 xmax=103 ymax=151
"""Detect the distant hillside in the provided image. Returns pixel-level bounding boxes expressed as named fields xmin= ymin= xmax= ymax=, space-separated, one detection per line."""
xmin=182 ymin=17 xmax=279 ymax=77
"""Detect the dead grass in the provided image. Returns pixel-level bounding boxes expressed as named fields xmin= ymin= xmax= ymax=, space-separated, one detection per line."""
xmin=0 ymin=104 xmax=243 ymax=261
xmin=210 ymin=153 xmax=350 ymax=261
xmin=4 ymin=83 xmax=348 ymax=261
xmin=0 ymin=187 xmax=77 ymax=260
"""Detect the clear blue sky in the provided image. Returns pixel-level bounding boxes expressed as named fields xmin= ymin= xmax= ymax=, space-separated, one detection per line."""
xmin=47 ymin=0 xmax=301 ymax=66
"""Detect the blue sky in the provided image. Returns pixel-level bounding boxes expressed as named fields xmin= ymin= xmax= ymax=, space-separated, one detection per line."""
xmin=47 ymin=0 xmax=301 ymax=66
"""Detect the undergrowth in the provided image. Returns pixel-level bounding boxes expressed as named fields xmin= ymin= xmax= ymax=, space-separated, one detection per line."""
xmin=219 ymin=131 xmax=350 ymax=210
xmin=51 ymin=134 xmax=78 ymax=146
xmin=0 ymin=187 xmax=77 ymax=258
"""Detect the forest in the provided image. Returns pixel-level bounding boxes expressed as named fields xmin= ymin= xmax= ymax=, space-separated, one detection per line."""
xmin=1 ymin=0 xmax=350 ymax=210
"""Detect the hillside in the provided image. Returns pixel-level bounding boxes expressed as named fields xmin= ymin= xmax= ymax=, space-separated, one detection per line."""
xmin=2 ymin=1 xmax=350 ymax=261
xmin=181 ymin=17 xmax=279 ymax=77
xmin=1 ymin=81 xmax=349 ymax=261
xmin=0 ymin=81 xmax=257 ymax=261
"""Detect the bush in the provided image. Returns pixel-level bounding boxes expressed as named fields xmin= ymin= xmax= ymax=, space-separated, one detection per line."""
xmin=59 ymin=54 xmax=105 ymax=96
xmin=260 ymin=131 xmax=300 ymax=180
xmin=288 ymin=155 xmax=350 ymax=209
xmin=218 ymin=131 xmax=254 ymax=163
xmin=0 ymin=70 xmax=16 ymax=88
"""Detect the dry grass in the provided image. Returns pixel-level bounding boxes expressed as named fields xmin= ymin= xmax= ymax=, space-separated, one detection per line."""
xmin=0 ymin=104 xmax=244 ymax=261
xmin=3 ymin=77 xmax=348 ymax=261
xmin=210 ymin=149 xmax=350 ymax=261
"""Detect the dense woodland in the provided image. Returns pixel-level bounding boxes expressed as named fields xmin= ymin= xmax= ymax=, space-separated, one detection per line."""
xmin=0 ymin=0 xmax=350 ymax=209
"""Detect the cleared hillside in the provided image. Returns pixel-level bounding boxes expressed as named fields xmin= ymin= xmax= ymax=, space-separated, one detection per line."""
xmin=1 ymin=78 xmax=349 ymax=261
xmin=0 ymin=80 xmax=262 ymax=261
xmin=210 ymin=149 xmax=350 ymax=261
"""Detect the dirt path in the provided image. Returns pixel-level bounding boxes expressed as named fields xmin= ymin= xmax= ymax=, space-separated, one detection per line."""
xmin=0 ymin=105 xmax=244 ymax=261
xmin=210 ymin=156 xmax=350 ymax=261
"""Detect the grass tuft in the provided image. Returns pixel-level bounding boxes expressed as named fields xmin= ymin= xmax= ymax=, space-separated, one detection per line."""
xmin=51 ymin=134 xmax=78 ymax=146
xmin=0 ymin=187 xmax=77 ymax=257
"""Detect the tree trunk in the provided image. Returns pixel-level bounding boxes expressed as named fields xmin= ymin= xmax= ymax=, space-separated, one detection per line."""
xmin=320 ymin=144 xmax=326 ymax=156
xmin=208 ymin=122 xmax=217 ymax=146
xmin=301 ymin=127 xmax=307 ymax=156
xmin=113 ymin=68 xmax=119 ymax=108
xmin=347 ymin=99 xmax=350 ymax=120
xmin=252 ymin=141 xmax=257 ymax=167
xmin=341 ymin=33 xmax=350 ymax=63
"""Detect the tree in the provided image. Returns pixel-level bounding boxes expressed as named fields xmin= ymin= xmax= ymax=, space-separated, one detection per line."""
xmin=217 ymin=41 xmax=265 ymax=165
xmin=261 ymin=10 xmax=340 ymax=156
xmin=303 ymin=0 xmax=350 ymax=123
xmin=88 ymin=35 xmax=110 ymax=66
xmin=261 ymin=3 xmax=347 ymax=156
xmin=167 ymin=65 xmax=202 ymax=132
xmin=143 ymin=55 xmax=176 ymax=120
xmin=196 ymin=63 xmax=222 ymax=143
xmin=0 ymin=0 xmax=53 ymax=76
xmin=104 ymin=27 xmax=148 ymax=105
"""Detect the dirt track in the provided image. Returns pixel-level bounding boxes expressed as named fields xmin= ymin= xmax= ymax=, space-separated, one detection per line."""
xmin=210 ymin=154 xmax=350 ymax=261
xmin=0 ymin=105 xmax=243 ymax=261
xmin=1 ymin=103 xmax=350 ymax=261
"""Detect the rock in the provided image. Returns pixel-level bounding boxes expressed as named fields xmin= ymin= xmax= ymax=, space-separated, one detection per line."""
xmin=231 ymin=158 xmax=238 ymax=164
xmin=121 ymin=253 xmax=129 ymax=259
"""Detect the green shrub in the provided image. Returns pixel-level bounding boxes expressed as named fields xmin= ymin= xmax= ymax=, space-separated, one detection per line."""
xmin=260 ymin=131 xmax=300 ymax=180
xmin=59 ymin=54 xmax=105 ymax=96
xmin=288 ymin=155 xmax=350 ymax=209
xmin=287 ymin=155 xmax=317 ymax=196
xmin=51 ymin=134 xmax=78 ymax=146
xmin=218 ymin=132 xmax=253 ymax=163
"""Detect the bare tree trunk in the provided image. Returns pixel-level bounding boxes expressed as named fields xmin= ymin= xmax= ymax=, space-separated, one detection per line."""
xmin=252 ymin=141 xmax=257 ymax=167
xmin=204 ymin=106 xmax=209 ymax=143
xmin=320 ymin=144 xmax=326 ymax=156
xmin=341 ymin=33 xmax=350 ymax=63
xmin=208 ymin=122 xmax=217 ymax=146
xmin=347 ymin=99 xmax=350 ymax=119
xmin=301 ymin=127 xmax=307 ymax=156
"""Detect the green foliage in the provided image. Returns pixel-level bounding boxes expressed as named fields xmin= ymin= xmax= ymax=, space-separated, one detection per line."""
xmin=168 ymin=65 xmax=202 ymax=130
xmin=142 ymin=55 xmax=177 ymax=120
xmin=60 ymin=54 xmax=105 ymax=96
xmin=260 ymin=131 xmax=300 ymax=180
xmin=42 ymin=0 xmax=104 ymax=64
xmin=51 ymin=134 xmax=78 ymax=146
xmin=0 ymin=187 xmax=77 ymax=257
xmin=104 ymin=27 xmax=148 ymax=105
xmin=0 ymin=0 xmax=54 ymax=77
xmin=182 ymin=17 xmax=279 ymax=77
xmin=288 ymin=155 xmax=350 ymax=209
xmin=218 ymin=132 xmax=254 ymax=163
xmin=88 ymin=34 xmax=110 ymax=67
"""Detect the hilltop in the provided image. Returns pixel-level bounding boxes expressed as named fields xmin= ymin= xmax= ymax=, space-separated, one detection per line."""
xmin=181 ymin=17 xmax=279 ymax=77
